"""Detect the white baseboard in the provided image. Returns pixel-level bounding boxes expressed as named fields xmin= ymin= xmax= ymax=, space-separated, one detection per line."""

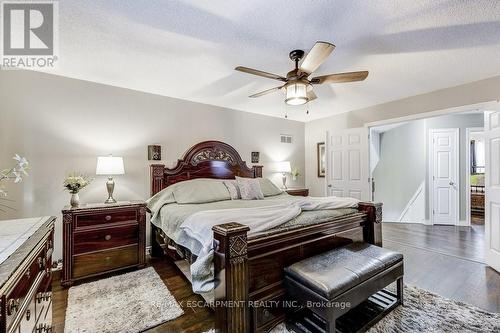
xmin=457 ymin=220 xmax=469 ymax=227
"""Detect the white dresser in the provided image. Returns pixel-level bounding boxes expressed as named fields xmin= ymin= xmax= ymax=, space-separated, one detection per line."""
xmin=0 ymin=217 xmax=55 ymax=333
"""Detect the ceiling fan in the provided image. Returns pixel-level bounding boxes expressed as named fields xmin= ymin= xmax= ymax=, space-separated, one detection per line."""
xmin=235 ymin=41 xmax=368 ymax=106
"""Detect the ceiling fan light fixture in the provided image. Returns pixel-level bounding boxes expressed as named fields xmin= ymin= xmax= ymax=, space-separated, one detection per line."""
xmin=285 ymin=81 xmax=309 ymax=106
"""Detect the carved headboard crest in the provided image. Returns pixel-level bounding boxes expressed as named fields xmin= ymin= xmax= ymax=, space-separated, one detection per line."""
xmin=150 ymin=141 xmax=263 ymax=196
xmin=191 ymin=147 xmax=236 ymax=166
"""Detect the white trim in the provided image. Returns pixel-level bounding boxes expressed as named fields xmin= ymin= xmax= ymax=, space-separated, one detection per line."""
xmin=324 ymin=131 xmax=329 ymax=196
xmin=397 ymin=181 xmax=425 ymax=223
xmin=428 ymin=128 xmax=460 ymax=226
xmin=366 ymin=101 xmax=496 ymax=209
xmin=364 ymin=101 xmax=496 ymax=129
xmin=458 ymin=220 xmax=469 ymax=227
xmin=465 ymin=127 xmax=484 ymax=227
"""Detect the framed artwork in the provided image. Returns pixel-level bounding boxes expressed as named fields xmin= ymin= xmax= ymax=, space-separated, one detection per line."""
xmin=317 ymin=142 xmax=325 ymax=177
xmin=251 ymin=152 xmax=260 ymax=163
xmin=148 ymin=145 xmax=161 ymax=161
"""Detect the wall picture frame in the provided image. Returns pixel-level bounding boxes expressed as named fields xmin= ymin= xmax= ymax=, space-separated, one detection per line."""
xmin=148 ymin=145 xmax=161 ymax=161
xmin=251 ymin=151 xmax=260 ymax=163
xmin=317 ymin=142 xmax=325 ymax=177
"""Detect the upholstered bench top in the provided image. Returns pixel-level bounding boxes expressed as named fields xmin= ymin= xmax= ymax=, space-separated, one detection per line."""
xmin=284 ymin=242 xmax=403 ymax=299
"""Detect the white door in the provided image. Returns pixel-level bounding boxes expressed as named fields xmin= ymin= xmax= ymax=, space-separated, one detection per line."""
xmin=325 ymin=128 xmax=369 ymax=200
xmin=429 ymin=129 xmax=459 ymax=225
xmin=485 ymin=110 xmax=500 ymax=272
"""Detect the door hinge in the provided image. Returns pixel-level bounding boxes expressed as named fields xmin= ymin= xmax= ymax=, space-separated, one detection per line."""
xmin=432 ymin=209 xmax=435 ymax=215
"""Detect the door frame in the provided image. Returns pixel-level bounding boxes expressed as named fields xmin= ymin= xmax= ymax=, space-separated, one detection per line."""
xmin=465 ymin=127 xmax=484 ymax=227
xmin=428 ymin=128 xmax=460 ymax=225
xmin=365 ymin=101 xmax=495 ymax=207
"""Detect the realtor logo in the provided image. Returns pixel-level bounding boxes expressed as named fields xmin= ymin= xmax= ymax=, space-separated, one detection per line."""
xmin=1 ymin=1 xmax=58 ymax=69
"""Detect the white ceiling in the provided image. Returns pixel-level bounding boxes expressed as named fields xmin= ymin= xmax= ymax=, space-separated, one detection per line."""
xmin=42 ymin=0 xmax=500 ymax=121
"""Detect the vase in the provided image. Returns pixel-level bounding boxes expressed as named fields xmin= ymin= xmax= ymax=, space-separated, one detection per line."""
xmin=292 ymin=175 xmax=298 ymax=181
xmin=70 ymin=193 xmax=80 ymax=207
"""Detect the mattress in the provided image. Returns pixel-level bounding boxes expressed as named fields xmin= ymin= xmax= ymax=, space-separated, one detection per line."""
xmin=153 ymin=193 xmax=358 ymax=254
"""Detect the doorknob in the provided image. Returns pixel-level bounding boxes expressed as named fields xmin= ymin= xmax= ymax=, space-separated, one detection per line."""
xmin=449 ymin=181 xmax=455 ymax=186
xmin=327 ymin=184 xmax=332 ymax=188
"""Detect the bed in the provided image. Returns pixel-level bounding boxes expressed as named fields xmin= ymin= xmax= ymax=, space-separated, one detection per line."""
xmin=149 ymin=141 xmax=382 ymax=333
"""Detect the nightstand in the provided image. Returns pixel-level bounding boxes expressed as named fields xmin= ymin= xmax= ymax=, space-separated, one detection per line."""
xmin=61 ymin=201 xmax=146 ymax=287
xmin=286 ymin=188 xmax=309 ymax=196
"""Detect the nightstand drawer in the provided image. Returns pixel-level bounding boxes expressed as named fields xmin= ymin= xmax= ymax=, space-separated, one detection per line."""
xmin=73 ymin=246 xmax=138 ymax=278
xmin=75 ymin=209 xmax=137 ymax=228
xmin=286 ymin=188 xmax=309 ymax=196
xmin=73 ymin=224 xmax=139 ymax=254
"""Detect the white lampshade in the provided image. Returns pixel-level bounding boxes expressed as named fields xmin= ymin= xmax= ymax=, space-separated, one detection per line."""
xmin=96 ymin=156 xmax=125 ymax=175
xmin=285 ymin=81 xmax=310 ymax=106
xmin=276 ymin=161 xmax=291 ymax=173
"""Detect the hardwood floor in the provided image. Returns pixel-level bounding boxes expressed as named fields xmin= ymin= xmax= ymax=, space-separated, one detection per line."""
xmin=382 ymin=222 xmax=485 ymax=262
xmin=51 ymin=222 xmax=499 ymax=333
xmin=383 ymin=222 xmax=500 ymax=313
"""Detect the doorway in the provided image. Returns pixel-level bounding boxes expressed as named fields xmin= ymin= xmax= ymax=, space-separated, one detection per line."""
xmin=466 ymin=128 xmax=485 ymax=226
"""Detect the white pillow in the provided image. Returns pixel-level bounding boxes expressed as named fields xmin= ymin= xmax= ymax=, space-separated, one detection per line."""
xmin=258 ymin=178 xmax=283 ymax=197
xmin=223 ymin=180 xmax=241 ymax=200
xmin=235 ymin=176 xmax=264 ymax=200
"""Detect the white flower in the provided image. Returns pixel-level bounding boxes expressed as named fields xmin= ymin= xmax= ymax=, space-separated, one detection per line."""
xmin=12 ymin=171 xmax=22 ymax=183
xmin=13 ymin=154 xmax=28 ymax=168
xmin=17 ymin=165 xmax=28 ymax=176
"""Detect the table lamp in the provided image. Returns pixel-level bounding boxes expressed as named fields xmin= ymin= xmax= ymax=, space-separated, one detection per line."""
xmin=276 ymin=161 xmax=291 ymax=189
xmin=96 ymin=155 xmax=125 ymax=204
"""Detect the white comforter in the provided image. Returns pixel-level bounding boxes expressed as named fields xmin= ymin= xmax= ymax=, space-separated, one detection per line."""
xmin=180 ymin=196 xmax=359 ymax=293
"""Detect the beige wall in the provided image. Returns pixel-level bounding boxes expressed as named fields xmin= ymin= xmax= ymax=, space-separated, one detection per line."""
xmin=0 ymin=70 xmax=305 ymax=262
xmin=305 ymin=75 xmax=500 ymax=196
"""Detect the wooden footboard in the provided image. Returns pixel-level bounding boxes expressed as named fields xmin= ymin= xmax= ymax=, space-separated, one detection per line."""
xmin=212 ymin=202 xmax=383 ymax=333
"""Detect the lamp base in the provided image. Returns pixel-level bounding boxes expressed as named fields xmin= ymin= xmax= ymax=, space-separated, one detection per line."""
xmin=104 ymin=177 xmax=117 ymax=204
xmin=104 ymin=197 xmax=117 ymax=204
xmin=282 ymin=173 xmax=287 ymax=189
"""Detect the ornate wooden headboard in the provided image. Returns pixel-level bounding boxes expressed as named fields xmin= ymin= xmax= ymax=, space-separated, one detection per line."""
xmin=150 ymin=141 xmax=263 ymax=196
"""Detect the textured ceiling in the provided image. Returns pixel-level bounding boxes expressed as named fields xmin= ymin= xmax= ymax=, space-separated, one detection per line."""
xmin=42 ymin=0 xmax=500 ymax=121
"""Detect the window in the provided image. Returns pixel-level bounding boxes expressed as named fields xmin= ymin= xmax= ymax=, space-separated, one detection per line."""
xmin=471 ymin=139 xmax=485 ymax=174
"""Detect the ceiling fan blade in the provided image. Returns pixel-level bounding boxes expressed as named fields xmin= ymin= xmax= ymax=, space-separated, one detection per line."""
xmin=299 ymin=41 xmax=335 ymax=75
xmin=249 ymin=86 xmax=283 ymax=98
xmin=311 ymin=71 xmax=369 ymax=84
xmin=307 ymin=90 xmax=317 ymax=101
xmin=235 ymin=66 xmax=287 ymax=81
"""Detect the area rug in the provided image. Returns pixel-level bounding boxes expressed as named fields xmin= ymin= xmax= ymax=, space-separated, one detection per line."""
xmin=64 ymin=267 xmax=184 ymax=333
xmin=203 ymin=285 xmax=500 ymax=333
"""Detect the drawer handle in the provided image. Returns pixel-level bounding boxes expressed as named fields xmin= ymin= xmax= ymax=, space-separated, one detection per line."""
xmin=105 ymin=215 xmax=112 ymax=221
xmin=38 ymin=257 xmax=46 ymax=270
xmin=8 ymin=298 xmax=20 ymax=315
xmin=105 ymin=235 xmax=112 ymax=241
xmin=26 ymin=309 xmax=31 ymax=321
xmin=263 ymin=309 xmax=271 ymax=318
xmin=36 ymin=323 xmax=52 ymax=333
xmin=37 ymin=292 xmax=52 ymax=303
xmin=105 ymin=256 xmax=111 ymax=262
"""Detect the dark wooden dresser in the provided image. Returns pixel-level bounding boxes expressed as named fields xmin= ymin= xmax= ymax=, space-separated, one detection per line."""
xmin=0 ymin=216 xmax=54 ymax=333
xmin=61 ymin=201 xmax=146 ymax=287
